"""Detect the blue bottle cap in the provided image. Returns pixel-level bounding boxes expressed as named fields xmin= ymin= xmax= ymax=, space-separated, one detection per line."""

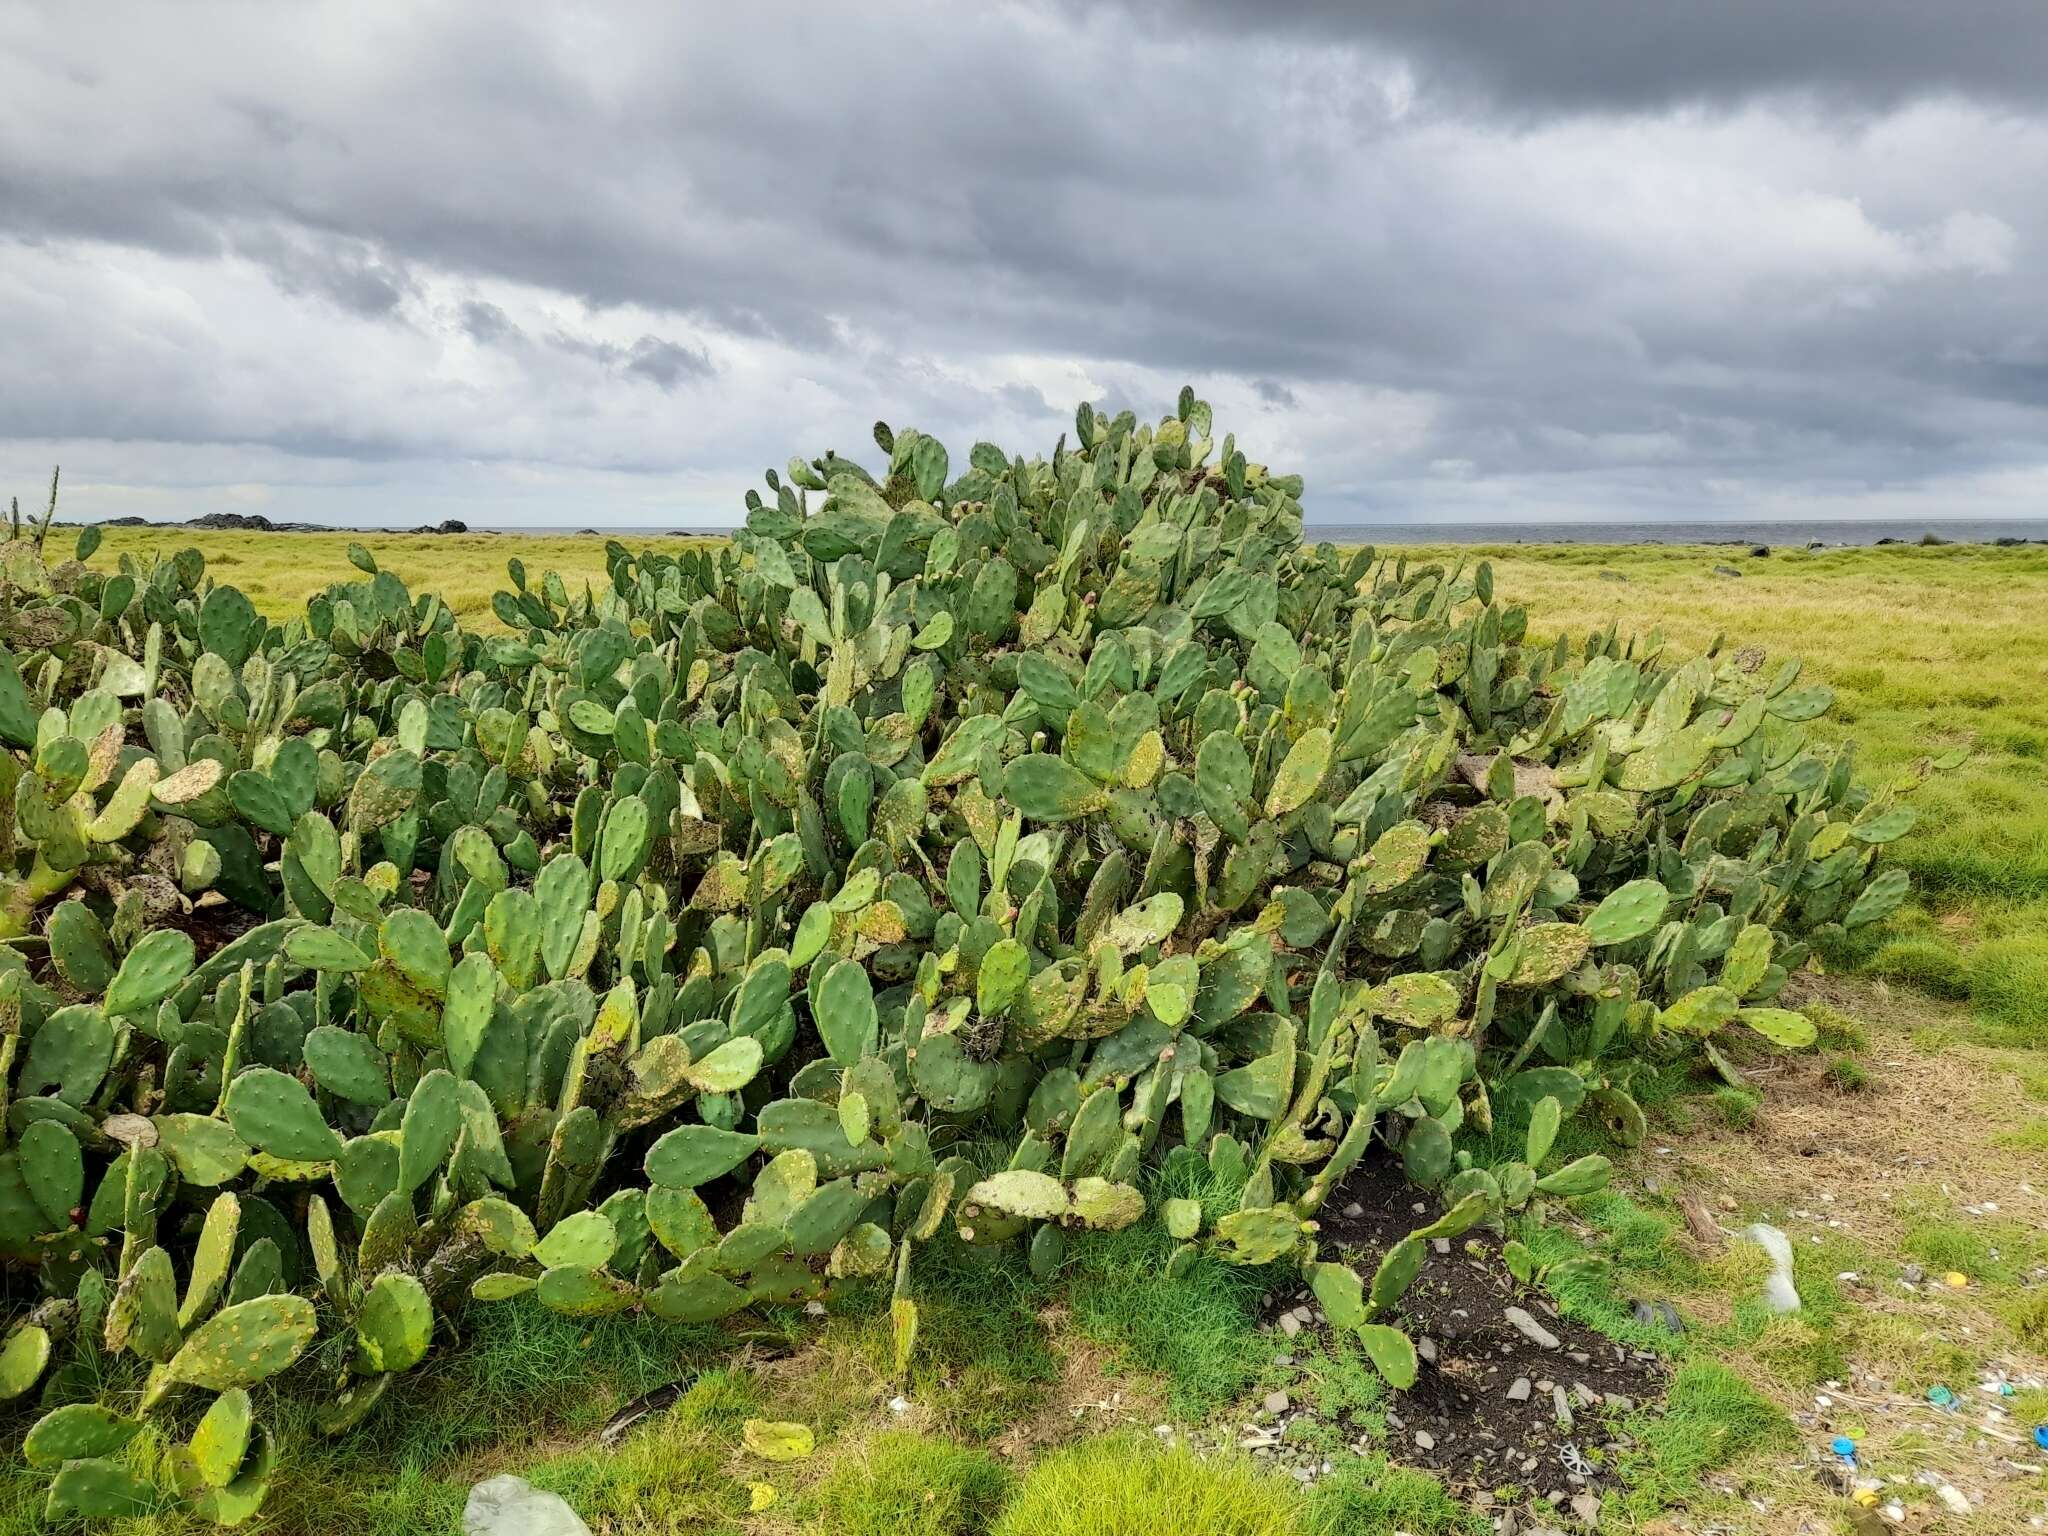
xmin=2033 ymin=1424 xmax=2048 ymax=1451
xmin=1831 ymin=1436 xmax=1857 ymax=1458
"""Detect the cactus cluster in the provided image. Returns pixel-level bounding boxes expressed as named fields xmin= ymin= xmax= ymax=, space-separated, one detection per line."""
xmin=0 ymin=394 xmax=1937 ymax=1520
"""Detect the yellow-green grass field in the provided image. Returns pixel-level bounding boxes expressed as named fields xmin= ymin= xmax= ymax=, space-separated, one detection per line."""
xmin=29 ymin=526 xmax=2043 ymax=1536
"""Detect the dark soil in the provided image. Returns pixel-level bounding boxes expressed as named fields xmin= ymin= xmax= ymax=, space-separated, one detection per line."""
xmin=181 ymin=898 xmax=266 ymax=961
xmin=1269 ymin=1158 xmax=1670 ymax=1500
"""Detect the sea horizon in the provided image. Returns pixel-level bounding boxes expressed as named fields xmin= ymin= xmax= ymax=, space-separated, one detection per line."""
xmin=68 ymin=514 xmax=2048 ymax=547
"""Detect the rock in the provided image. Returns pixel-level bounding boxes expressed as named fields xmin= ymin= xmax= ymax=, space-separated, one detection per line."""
xmin=1631 ymin=1298 xmax=1684 ymax=1335
xmin=436 ymin=519 xmax=469 ymax=534
xmin=1749 ymin=545 xmax=1770 ymax=557
xmin=185 ymin=510 xmax=326 ymax=532
xmin=1604 ymin=1394 xmax=1635 ymax=1413
xmin=1504 ymin=1306 xmax=1561 ymax=1349
xmin=1431 ymin=1237 xmax=1451 ymax=1255
xmin=99 ymin=516 xmax=152 ymax=527
xmin=1711 ymin=564 xmax=1743 ymax=578
xmin=464 ymin=1475 xmax=591 ymax=1536
xmin=1341 ymin=1201 xmax=1365 ymax=1219
xmin=1994 ymin=535 xmax=2028 ymax=547
xmin=1416 ymin=1335 xmax=1438 ymax=1364
xmin=1551 ymin=1385 xmax=1574 ymax=1430
xmin=1415 ymin=1430 xmax=1435 ymax=1450
xmin=188 ymin=511 xmax=277 ymax=532
xmin=1571 ymin=1383 xmax=1600 ymax=1408
xmin=1279 ymin=1312 xmax=1302 ymax=1337
xmin=1571 ymin=1491 xmax=1603 ymax=1525
xmin=1508 ymin=1377 xmax=1533 ymax=1401
xmin=1262 ymin=1390 xmax=1290 ymax=1416
xmin=1934 ymin=1485 xmax=1971 ymax=1515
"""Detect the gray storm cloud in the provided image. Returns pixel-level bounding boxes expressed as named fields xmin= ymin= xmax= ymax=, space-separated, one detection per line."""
xmin=1 ymin=1 xmax=2045 ymax=526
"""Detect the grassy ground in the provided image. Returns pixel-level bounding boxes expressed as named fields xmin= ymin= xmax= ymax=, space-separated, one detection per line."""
xmin=79 ymin=528 xmax=716 ymax=628
xmin=27 ymin=528 xmax=2042 ymax=1535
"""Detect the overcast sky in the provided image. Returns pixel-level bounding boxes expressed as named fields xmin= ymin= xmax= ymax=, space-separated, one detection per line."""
xmin=6 ymin=2 xmax=2048 ymax=529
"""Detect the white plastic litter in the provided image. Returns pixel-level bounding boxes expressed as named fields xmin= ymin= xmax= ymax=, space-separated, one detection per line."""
xmin=1743 ymin=1222 xmax=1801 ymax=1313
xmin=464 ymin=1475 xmax=592 ymax=1536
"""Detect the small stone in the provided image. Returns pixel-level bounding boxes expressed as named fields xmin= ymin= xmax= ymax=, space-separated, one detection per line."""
xmin=1571 ymin=1491 xmax=1603 ymax=1524
xmin=1505 ymin=1306 xmax=1561 ymax=1350
xmin=804 ymin=1300 xmax=827 ymax=1316
xmin=1263 ymin=1390 xmax=1290 ymax=1416
xmin=1431 ymin=1237 xmax=1451 ymax=1255
xmin=1935 ymin=1486 xmax=1970 ymax=1516
xmin=1417 ymin=1336 xmax=1439 ymax=1364
xmin=887 ymin=1396 xmax=910 ymax=1415
xmin=1291 ymin=1305 xmax=1315 ymax=1326
xmin=1604 ymin=1394 xmax=1634 ymax=1413
xmin=1342 ymin=1201 xmax=1365 ymax=1219
xmin=1415 ymin=1430 xmax=1436 ymax=1450
xmin=1279 ymin=1312 xmax=1302 ymax=1338
xmin=1572 ymin=1383 xmax=1600 ymax=1408
xmin=1507 ymin=1377 xmax=1533 ymax=1401
xmin=1551 ymin=1385 xmax=1574 ymax=1429
xmin=1272 ymin=1354 xmax=1294 ymax=1367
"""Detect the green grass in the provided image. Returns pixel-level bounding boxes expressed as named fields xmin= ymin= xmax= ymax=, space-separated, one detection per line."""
xmin=798 ymin=1432 xmax=1012 ymax=1536
xmin=1607 ymin=1361 xmax=1790 ymax=1524
xmin=1302 ymin=1456 xmax=1488 ymax=1536
xmin=989 ymin=1435 xmax=1304 ymax=1536
xmin=1822 ymin=1056 xmax=1872 ymax=1093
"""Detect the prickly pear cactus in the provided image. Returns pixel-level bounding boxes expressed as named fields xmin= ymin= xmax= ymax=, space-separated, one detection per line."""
xmin=0 ymin=393 xmax=1936 ymax=1519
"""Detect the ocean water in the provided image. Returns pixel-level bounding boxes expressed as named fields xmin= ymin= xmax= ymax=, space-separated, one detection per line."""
xmin=1301 ymin=519 xmax=2048 ymax=547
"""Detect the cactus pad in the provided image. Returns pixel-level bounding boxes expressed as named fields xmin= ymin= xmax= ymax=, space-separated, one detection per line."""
xmin=224 ymin=1068 xmax=344 ymax=1163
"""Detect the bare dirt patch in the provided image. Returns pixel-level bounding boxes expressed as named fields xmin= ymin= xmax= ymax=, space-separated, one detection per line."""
xmin=992 ymin=1317 xmax=1163 ymax=1461
xmin=1270 ymin=1157 xmax=1668 ymax=1503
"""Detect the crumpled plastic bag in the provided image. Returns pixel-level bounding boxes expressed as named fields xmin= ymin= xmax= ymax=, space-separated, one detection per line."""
xmin=463 ymin=1475 xmax=591 ymax=1536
